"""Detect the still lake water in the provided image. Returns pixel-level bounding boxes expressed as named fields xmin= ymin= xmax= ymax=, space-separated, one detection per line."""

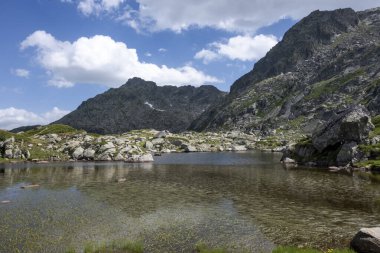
xmin=1 ymin=151 xmax=380 ymax=253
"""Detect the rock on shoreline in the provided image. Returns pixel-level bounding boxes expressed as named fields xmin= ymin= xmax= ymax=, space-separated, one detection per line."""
xmin=282 ymin=105 xmax=376 ymax=167
xmin=0 ymin=128 xmax=293 ymax=163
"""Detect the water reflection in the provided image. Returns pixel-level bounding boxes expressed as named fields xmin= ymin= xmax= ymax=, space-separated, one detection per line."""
xmin=0 ymin=152 xmax=380 ymax=252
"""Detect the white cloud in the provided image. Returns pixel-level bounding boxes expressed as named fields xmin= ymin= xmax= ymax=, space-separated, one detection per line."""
xmin=0 ymin=107 xmax=70 ymax=130
xmin=158 ymin=48 xmax=167 ymax=53
xmin=194 ymin=49 xmax=220 ymax=64
xmin=21 ymin=30 xmax=220 ymax=88
xmin=43 ymin=107 xmax=71 ymax=123
xmin=195 ymin=34 xmax=278 ymax=63
xmin=61 ymin=1 xmax=380 ymax=33
xmin=145 ymin=52 xmax=152 ymax=57
xmin=11 ymin=68 xmax=30 ymax=78
xmin=77 ymin=0 xmax=125 ymax=16
xmin=113 ymin=0 xmax=380 ymax=33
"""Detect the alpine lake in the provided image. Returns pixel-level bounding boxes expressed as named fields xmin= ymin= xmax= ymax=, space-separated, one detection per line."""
xmin=1 ymin=151 xmax=380 ymax=253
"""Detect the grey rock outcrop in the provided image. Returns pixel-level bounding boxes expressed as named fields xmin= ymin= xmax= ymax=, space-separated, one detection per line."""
xmin=312 ymin=106 xmax=374 ymax=152
xmin=351 ymin=227 xmax=380 ymax=253
xmin=282 ymin=106 xmax=374 ymax=166
xmin=190 ymin=8 xmax=380 ymax=135
xmin=72 ymin=147 xmax=84 ymax=160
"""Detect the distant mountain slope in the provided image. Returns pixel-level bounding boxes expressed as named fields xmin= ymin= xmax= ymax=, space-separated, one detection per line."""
xmin=190 ymin=7 xmax=380 ymax=134
xmin=55 ymin=78 xmax=226 ymax=134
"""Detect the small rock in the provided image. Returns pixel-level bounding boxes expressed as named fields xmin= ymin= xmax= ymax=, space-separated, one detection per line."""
xmin=283 ymin=157 xmax=296 ymax=163
xmin=232 ymin=145 xmax=247 ymax=151
xmin=116 ymin=178 xmax=126 ymax=183
xmin=145 ymin=141 xmax=154 ymax=150
xmin=151 ymin=138 xmax=165 ymax=145
xmin=351 ymin=227 xmax=380 ymax=253
xmin=21 ymin=184 xmax=40 ymax=189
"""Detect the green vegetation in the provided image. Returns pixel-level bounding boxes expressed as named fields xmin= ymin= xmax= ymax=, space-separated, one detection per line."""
xmin=0 ymin=129 xmax=14 ymax=141
xmin=358 ymin=143 xmax=380 ymax=153
xmin=354 ymin=159 xmax=380 ymax=170
xmin=66 ymin=242 xmax=356 ymax=253
xmin=67 ymin=240 xmax=143 ymax=253
xmin=305 ymin=78 xmax=337 ymax=100
xmin=272 ymin=246 xmax=354 ymax=253
xmin=371 ymin=115 xmax=380 ymax=138
xmin=305 ymin=70 xmax=365 ymax=101
xmin=288 ymin=116 xmax=306 ymax=129
xmin=23 ymin=124 xmax=79 ymax=136
xmin=195 ymin=243 xmax=228 ymax=253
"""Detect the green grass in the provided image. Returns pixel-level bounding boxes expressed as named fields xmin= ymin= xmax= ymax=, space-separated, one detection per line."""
xmin=272 ymin=246 xmax=355 ymax=253
xmin=373 ymin=115 xmax=380 ymax=127
xmin=305 ymin=70 xmax=365 ymax=101
xmin=371 ymin=115 xmax=380 ymax=138
xmin=287 ymin=116 xmax=306 ymax=129
xmin=358 ymin=143 xmax=380 ymax=153
xmin=70 ymin=240 xmax=143 ymax=253
xmin=23 ymin=124 xmax=79 ymax=136
xmin=354 ymin=159 xmax=380 ymax=170
xmin=195 ymin=243 xmax=228 ymax=253
xmin=0 ymin=129 xmax=14 ymax=141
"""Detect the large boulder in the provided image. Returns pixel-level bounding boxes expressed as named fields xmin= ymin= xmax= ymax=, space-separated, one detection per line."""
xmin=312 ymin=106 xmax=374 ymax=152
xmin=83 ymin=148 xmax=96 ymax=160
xmin=351 ymin=227 xmax=380 ymax=253
xmin=72 ymin=147 xmax=84 ymax=160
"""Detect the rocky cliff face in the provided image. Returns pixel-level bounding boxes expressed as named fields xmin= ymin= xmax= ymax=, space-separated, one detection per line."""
xmin=55 ymin=77 xmax=226 ymax=134
xmin=190 ymin=7 xmax=380 ymax=135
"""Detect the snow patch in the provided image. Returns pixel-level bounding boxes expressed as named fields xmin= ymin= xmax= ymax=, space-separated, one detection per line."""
xmin=144 ymin=101 xmax=165 ymax=112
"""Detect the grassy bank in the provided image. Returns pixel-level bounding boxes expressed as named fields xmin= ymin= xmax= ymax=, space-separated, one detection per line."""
xmin=67 ymin=241 xmax=355 ymax=253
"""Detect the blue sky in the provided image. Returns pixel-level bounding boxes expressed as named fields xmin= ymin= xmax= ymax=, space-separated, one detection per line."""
xmin=0 ymin=0 xmax=378 ymax=130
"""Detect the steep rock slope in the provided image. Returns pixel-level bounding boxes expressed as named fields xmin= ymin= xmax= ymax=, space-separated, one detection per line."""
xmin=190 ymin=8 xmax=380 ymax=135
xmin=55 ymin=78 xmax=226 ymax=134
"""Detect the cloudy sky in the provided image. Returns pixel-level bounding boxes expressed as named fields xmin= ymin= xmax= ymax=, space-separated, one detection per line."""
xmin=0 ymin=0 xmax=378 ymax=130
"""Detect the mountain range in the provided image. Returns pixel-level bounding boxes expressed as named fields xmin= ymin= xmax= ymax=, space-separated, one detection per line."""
xmin=190 ymin=7 xmax=380 ymax=134
xmin=54 ymin=78 xmax=226 ymax=134
xmin=38 ymin=7 xmax=380 ymax=135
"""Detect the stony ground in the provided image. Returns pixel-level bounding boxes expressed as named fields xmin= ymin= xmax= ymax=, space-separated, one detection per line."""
xmin=0 ymin=124 xmax=303 ymax=163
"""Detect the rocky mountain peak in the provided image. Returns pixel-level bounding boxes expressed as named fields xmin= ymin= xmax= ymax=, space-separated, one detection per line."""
xmin=55 ymin=78 xmax=226 ymax=134
xmin=230 ymin=8 xmax=359 ymax=95
xmin=191 ymin=7 xmax=380 ymax=135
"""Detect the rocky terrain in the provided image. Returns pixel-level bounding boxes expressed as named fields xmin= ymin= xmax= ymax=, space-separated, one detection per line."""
xmin=0 ymin=124 xmax=292 ymax=163
xmin=190 ymin=8 xmax=380 ymax=136
xmin=281 ymin=105 xmax=380 ymax=169
xmin=55 ymin=77 xmax=226 ymax=134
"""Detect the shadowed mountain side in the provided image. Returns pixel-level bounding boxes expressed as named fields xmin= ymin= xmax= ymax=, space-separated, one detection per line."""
xmin=55 ymin=77 xmax=226 ymax=134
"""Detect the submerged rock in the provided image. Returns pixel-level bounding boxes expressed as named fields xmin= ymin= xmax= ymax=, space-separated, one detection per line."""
xmin=351 ymin=227 xmax=380 ymax=253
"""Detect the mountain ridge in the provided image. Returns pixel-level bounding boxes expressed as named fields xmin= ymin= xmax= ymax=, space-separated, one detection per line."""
xmin=54 ymin=77 xmax=226 ymax=134
xmin=190 ymin=7 xmax=380 ymax=134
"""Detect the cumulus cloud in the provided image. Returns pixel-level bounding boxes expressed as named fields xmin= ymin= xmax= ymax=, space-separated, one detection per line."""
xmin=194 ymin=49 xmax=220 ymax=64
xmin=0 ymin=107 xmax=70 ymax=130
xmin=11 ymin=68 xmax=30 ymax=78
xmin=195 ymin=34 xmax=278 ymax=63
xmin=20 ymin=30 xmax=220 ymax=87
xmin=77 ymin=0 xmax=125 ymax=16
xmin=111 ymin=0 xmax=380 ymax=33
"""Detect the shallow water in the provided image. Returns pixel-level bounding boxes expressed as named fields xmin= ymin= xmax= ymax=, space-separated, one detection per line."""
xmin=0 ymin=151 xmax=380 ymax=252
